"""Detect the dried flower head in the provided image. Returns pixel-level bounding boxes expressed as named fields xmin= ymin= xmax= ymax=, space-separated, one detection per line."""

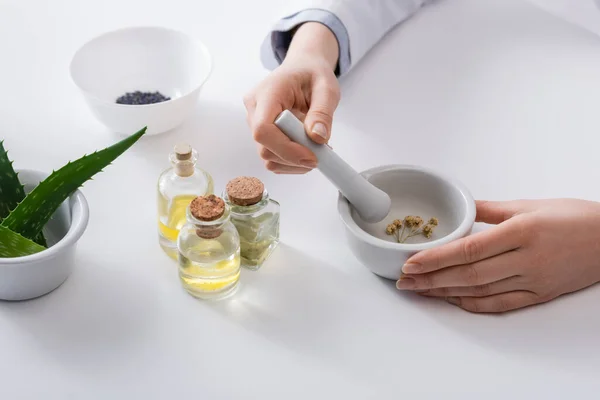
xmin=393 ymin=219 xmax=403 ymax=228
xmin=422 ymin=224 xmax=434 ymax=238
xmin=428 ymin=217 xmax=439 ymax=226
xmin=405 ymin=216 xmax=423 ymax=228
xmin=385 ymin=224 xmax=397 ymax=235
xmin=413 ymin=216 xmax=424 ymax=228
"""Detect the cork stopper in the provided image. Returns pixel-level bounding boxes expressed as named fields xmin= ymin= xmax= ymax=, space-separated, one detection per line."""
xmin=190 ymin=194 xmax=225 ymax=222
xmin=174 ymin=143 xmax=192 ymax=160
xmin=226 ymin=176 xmax=265 ymax=206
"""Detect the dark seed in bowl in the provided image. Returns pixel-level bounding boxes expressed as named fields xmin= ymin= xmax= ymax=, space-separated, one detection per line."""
xmin=116 ymin=91 xmax=171 ymax=105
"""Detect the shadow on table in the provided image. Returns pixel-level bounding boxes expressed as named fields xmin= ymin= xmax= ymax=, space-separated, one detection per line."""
xmin=205 ymin=238 xmax=600 ymax=376
xmin=0 ymin=255 xmax=153 ymax=368
xmin=378 ymin=274 xmax=600 ymax=366
xmin=203 ymin=243 xmax=432 ymax=381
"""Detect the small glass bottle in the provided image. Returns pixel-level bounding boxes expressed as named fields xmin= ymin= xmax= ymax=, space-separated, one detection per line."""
xmin=157 ymin=143 xmax=214 ymax=260
xmin=222 ymin=176 xmax=280 ymax=270
xmin=177 ymin=195 xmax=241 ymax=300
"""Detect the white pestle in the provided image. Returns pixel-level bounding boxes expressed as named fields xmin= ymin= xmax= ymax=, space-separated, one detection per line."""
xmin=274 ymin=110 xmax=392 ymax=223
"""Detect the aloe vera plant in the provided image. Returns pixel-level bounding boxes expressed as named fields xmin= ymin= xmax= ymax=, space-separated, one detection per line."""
xmin=0 ymin=126 xmax=147 ymax=258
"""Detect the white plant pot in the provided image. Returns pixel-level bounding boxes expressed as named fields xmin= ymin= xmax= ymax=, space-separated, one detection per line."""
xmin=0 ymin=169 xmax=89 ymax=301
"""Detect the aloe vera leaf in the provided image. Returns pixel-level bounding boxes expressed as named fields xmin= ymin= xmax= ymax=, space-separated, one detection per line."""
xmin=0 ymin=140 xmax=26 ymax=220
xmin=1 ymin=126 xmax=147 ymax=240
xmin=0 ymin=225 xmax=45 ymax=258
xmin=0 ymin=141 xmax=47 ymax=246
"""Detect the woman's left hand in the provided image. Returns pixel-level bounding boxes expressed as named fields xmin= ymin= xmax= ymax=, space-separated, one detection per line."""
xmin=396 ymin=199 xmax=600 ymax=313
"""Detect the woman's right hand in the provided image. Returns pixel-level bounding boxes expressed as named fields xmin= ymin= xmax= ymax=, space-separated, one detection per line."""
xmin=243 ymin=22 xmax=341 ymax=174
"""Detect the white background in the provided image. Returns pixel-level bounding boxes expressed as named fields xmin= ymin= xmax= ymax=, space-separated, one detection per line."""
xmin=1 ymin=0 xmax=600 ymax=398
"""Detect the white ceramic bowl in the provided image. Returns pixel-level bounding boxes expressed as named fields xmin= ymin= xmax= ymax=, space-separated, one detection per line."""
xmin=338 ymin=165 xmax=476 ymax=280
xmin=70 ymin=26 xmax=212 ymax=135
xmin=0 ymin=170 xmax=89 ymax=301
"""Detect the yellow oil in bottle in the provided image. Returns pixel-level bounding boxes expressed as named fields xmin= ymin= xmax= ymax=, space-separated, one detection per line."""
xmin=178 ymin=241 xmax=241 ymax=300
xmin=158 ymin=194 xmax=197 ymax=260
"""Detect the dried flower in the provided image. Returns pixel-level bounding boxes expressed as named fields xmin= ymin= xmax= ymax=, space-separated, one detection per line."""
xmin=404 ymin=216 xmax=423 ymax=228
xmin=386 ymin=224 xmax=397 ymax=235
xmin=385 ymin=215 xmax=439 ymax=243
xmin=422 ymin=224 xmax=434 ymax=238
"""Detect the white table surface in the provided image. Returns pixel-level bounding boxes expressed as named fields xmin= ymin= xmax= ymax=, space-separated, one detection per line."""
xmin=2 ymin=0 xmax=600 ymax=398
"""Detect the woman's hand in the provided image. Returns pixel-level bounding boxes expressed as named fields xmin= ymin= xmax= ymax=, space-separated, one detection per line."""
xmin=243 ymin=22 xmax=340 ymax=174
xmin=396 ymin=199 xmax=600 ymax=313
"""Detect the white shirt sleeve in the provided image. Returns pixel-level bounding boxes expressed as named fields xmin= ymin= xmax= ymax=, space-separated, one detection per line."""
xmin=526 ymin=0 xmax=600 ymax=37
xmin=260 ymin=0 xmax=436 ymax=77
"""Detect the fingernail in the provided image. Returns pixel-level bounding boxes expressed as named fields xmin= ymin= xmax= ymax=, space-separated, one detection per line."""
xmin=447 ymin=297 xmax=461 ymax=306
xmin=299 ymin=159 xmax=317 ymax=168
xmin=402 ymin=263 xmax=421 ymax=273
xmin=311 ymin=122 xmax=328 ymax=139
xmin=395 ymin=276 xmax=416 ymax=290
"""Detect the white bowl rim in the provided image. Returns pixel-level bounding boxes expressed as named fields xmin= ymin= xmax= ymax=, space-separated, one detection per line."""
xmin=0 ymin=169 xmax=90 ymax=265
xmin=337 ymin=164 xmax=476 ymax=251
xmin=68 ymin=25 xmax=213 ymax=109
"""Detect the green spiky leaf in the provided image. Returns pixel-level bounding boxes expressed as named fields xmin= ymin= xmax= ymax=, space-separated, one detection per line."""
xmin=0 ymin=140 xmax=47 ymax=246
xmin=1 ymin=126 xmax=147 ymax=241
xmin=0 ymin=140 xmax=26 ymax=220
xmin=0 ymin=225 xmax=45 ymax=257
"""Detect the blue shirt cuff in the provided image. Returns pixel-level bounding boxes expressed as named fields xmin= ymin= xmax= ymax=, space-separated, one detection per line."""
xmin=267 ymin=9 xmax=351 ymax=77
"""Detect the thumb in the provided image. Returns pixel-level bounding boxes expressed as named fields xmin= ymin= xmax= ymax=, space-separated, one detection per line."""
xmin=304 ymin=79 xmax=340 ymax=144
xmin=475 ymin=200 xmax=525 ymax=224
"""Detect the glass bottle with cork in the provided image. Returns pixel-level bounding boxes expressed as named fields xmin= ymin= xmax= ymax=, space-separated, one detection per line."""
xmin=177 ymin=195 xmax=241 ymax=300
xmin=157 ymin=143 xmax=213 ymax=260
xmin=222 ymin=176 xmax=280 ymax=270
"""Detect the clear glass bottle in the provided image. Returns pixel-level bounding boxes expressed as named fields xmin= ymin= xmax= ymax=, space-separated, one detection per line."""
xmin=157 ymin=144 xmax=213 ymax=260
xmin=222 ymin=176 xmax=280 ymax=270
xmin=177 ymin=195 xmax=241 ymax=300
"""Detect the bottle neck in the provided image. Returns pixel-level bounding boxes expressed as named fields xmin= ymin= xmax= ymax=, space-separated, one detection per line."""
xmin=175 ymin=162 xmax=195 ymax=177
xmin=170 ymin=149 xmax=198 ymax=178
xmin=186 ymin=207 xmax=230 ymax=238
